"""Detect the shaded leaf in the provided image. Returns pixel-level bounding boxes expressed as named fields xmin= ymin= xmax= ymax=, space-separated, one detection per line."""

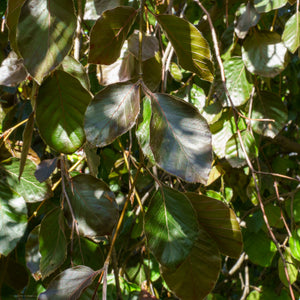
xmin=0 ymin=158 xmax=52 ymax=203
xmin=16 ymin=0 xmax=76 ymax=84
xmin=0 ymin=185 xmax=27 ymax=256
xmin=254 ymin=0 xmax=287 ymax=13
xmin=88 ymin=6 xmax=138 ymax=65
xmin=66 ymin=174 xmax=118 ymax=239
xmin=242 ymin=30 xmax=288 ymax=77
xmin=39 ymin=207 xmax=67 ymax=279
xmin=225 ymin=130 xmax=258 ymax=168
xmin=142 ymin=52 xmax=162 ymax=92
xmin=285 ymin=191 xmax=300 ymax=223
xmin=149 ymin=93 xmax=212 ymax=183
xmin=36 ymin=70 xmax=92 ymax=154
xmin=156 ymin=14 xmax=214 ymax=82
xmin=38 ymin=265 xmax=99 ymax=300
xmin=186 ymin=192 xmax=243 ymax=258
xmin=251 ymin=91 xmax=288 ymax=138
xmin=34 ymin=158 xmax=58 ymax=183
xmin=282 ymin=12 xmax=300 ymax=54
xmin=85 ymin=82 xmax=140 ymax=147
xmin=161 ymin=236 xmax=221 ymax=300
xmin=83 ymin=143 xmax=100 ymax=177
xmin=144 ymin=186 xmax=199 ymax=269
xmin=278 ymin=248 xmax=298 ymax=287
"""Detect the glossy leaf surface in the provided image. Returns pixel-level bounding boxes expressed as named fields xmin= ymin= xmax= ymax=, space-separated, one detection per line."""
xmin=254 ymin=0 xmax=287 ymax=13
xmin=88 ymin=6 xmax=137 ymax=65
xmin=282 ymin=12 xmax=300 ymax=53
xmin=150 ymin=93 xmax=212 ymax=183
xmin=289 ymin=229 xmax=300 ymax=261
xmin=36 ymin=70 xmax=92 ymax=154
xmin=16 ymin=0 xmax=76 ymax=84
xmin=144 ymin=186 xmax=199 ymax=269
xmin=186 ymin=192 xmax=243 ymax=258
xmin=85 ymin=83 xmax=140 ymax=147
xmin=156 ymin=14 xmax=214 ymax=82
xmin=278 ymin=248 xmax=298 ymax=287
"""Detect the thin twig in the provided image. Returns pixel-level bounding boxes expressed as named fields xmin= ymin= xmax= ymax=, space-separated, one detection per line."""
xmin=74 ymin=0 xmax=83 ymax=60
xmin=228 ymin=252 xmax=246 ymax=276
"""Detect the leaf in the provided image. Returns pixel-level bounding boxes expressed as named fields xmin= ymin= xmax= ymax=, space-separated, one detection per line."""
xmin=285 ymin=191 xmax=300 ymax=222
xmin=0 ymin=158 xmax=52 ymax=203
xmin=235 ymin=2 xmax=260 ymax=39
xmin=144 ymin=186 xmax=199 ymax=269
xmin=142 ymin=52 xmax=162 ymax=92
xmin=0 ymin=51 xmax=27 ymax=86
xmin=186 ymin=192 xmax=243 ymax=258
xmin=289 ymin=229 xmax=300 ymax=261
xmin=16 ymin=0 xmax=77 ymax=84
xmin=161 ymin=236 xmax=221 ymax=300
xmin=149 ymin=93 xmax=212 ymax=183
xmin=88 ymin=6 xmax=138 ymax=65
xmin=225 ymin=130 xmax=258 ymax=168
xmin=0 ymin=185 xmax=27 ymax=255
xmin=36 ymin=70 xmax=92 ymax=154
xmin=251 ymin=91 xmax=288 ymax=138
xmin=278 ymin=248 xmax=298 ymax=287
xmin=223 ymin=57 xmax=253 ymax=106
xmin=66 ymin=174 xmax=118 ymax=239
xmin=83 ymin=0 xmax=121 ymax=20
xmin=39 ymin=207 xmax=67 ymax=279
xmin=38 ymin=265 xmax=99 ymax=300
xmin=34 ymin=158 xmax=58 ymax=183
xmin=254 ymin=0 xmax=287 ymax=13
xmin=84 ymin=82 xmax=140 ymax=147
xmin=282 ymin=12 xmax=300 ymax=54
xmin=242 ymin=30 xmax=289 ymax=78
xmin=19 ymin=112 xmax=34 ymax=179
xmin=156 ymin=14 xmax=214 ymax=82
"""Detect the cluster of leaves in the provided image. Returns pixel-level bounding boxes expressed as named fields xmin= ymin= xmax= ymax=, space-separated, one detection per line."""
xmin=0 ymin=0 xmax=300 ymax=299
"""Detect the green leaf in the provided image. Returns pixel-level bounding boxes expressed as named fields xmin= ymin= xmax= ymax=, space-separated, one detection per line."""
xmin=0 ymin=158 xmax=52 ymax=203
xmin=244 ymin=230 xmax=276 ymax=267
xmin=225 ymin=130 xmax=258 ymax=168
xmin=223 ymin=57 xmax=253 ymax=106
xmin=156 ymin=14 xmax=214 ymax=82
xmin=66 ymin=174 xmax=118 ymax=239
xmin=88 ymin=6 xmax=138 ymax=65
xmin=36 ymin=70 xmax=92 ymax=154
xmin=285 ymin=191 xmax=300 ymax=223
xmin=84 ymin=82 xmax=140 ymax=147
xmin=278 ymin=248 xmax=298 ymax=287
xmin=289 ymin=229 xmax=300 ymax=261
xmin=150 ymin=93 xmax=212 ymax=183
xmin=282 ymin=12 xmax=300 ymax=54
xmin=242 ymin=30 xmax=288 ymax=78
xmin=144 ymin=186 xmax=199 ymax=269
xmin=16 ymin=0 xmax=76 ymax=84
xmin=38 ymin=265 xmax=99 ymax=300
xmin=254 ymin=0 xmax=287 ymax=13
xmin=0 ymin=185 xmax=27 ymax=256
xmin=39 ymin=207 xmax=67 ymax=279
xmin=161 ymin=236 xmax=221 ymax=300
xmin=251 ymin=91 xmax=288 ymax=138
xmin=186 ymin=192 xmax=243 ymax=258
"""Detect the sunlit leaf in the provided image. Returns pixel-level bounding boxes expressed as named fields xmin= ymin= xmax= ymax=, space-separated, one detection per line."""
xmin=16 ymin=0 xmax=76 ymax=84
xmin=83 ymin=0 xmax=120 ymax=20
xmin=278 ymin=248 xmax=298 ymax=287
xmin=88 ymin=6 xmax=137 ymax=65
xmin=242 ymin=30 xmax=288 ymax=77
xmin=36 ymin=70 xmax=92 ymax=154
xmin=254 ymin=0 xmax=287 ymax=13
xmin=156 ymin=14 xmax=214 ymax=82
xmin=150 ymin=93 xmax=212 ymax=183
xmin=66 ymin=174 xmax=118 ymax=239
xmin=39 ymin=207 xmax=67 ymax=279
xmin=161 ymin=236 xmax=221 ymax=300
xmin=38 ymin=265 xmax=99 ymax=300
xmin=85 ymin=82 xmax=140 ymax=147
xmin=289 ymin=229 xmax=300 ymax=261
xmin=186 ymin=192 xmax=243 ymax=258
xmin=282 ymin=12 xmax=300 ymax=54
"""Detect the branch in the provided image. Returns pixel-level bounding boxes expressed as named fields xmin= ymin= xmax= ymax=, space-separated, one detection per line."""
xmin=74 ymin=0 xmax=83 ymax=61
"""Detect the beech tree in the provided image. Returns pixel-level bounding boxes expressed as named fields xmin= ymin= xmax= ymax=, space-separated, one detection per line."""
xmin=0 ymin=0 xmax=299 ymax=299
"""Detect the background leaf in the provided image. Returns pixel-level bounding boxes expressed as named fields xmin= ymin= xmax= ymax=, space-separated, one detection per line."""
xmin=282 ymin=12 xmax=300 ymax=53
xmin=156 ymin=14 xmax=214 ymax=82
xmin=85 ymin=83 xmax=140 ymax=147
xmin=278 ymin=248 xmax=298 ymax=286
xmin=36 ymin=70 xmax=92 ymax=154
xmin=144 ymin=186 xmax=199 ymax=269
xmin=16 ymin=0 xmax=76 ymax=84
xmin=83 ymin=0 xmax=120 ymax=20
xmin=34 ymin=158 xmax=58 ymax=183
xmin=150 ymin=93 xmax=212 ymax=183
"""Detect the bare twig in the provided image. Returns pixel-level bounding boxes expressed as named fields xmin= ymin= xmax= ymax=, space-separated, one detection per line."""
xmin=228 ymin=252 xmax=246 ymax=276
xmin=74 ymin=0 xmax=83 ymax=60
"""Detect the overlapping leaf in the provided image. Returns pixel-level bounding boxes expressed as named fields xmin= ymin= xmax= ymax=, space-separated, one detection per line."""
xmin=282 ymin=12 xmax=300 ymax=53
xmin=36 ymin=70 xmax=92 ymax=154
xmin=186 ymin=192 xmax=243 ymax=258
xmin=85 ymin=82 xmax=140 ymax=147
xmin=156 ymin=14 xmax=214 ymax=82
xmin=254 ymin=0 xmax=287 ymax=13
xmin=88 ymin=6 xmax=137 ymax=65
xmin=144 ymin=186 xmax=199 ymax=269
xmin=16 ymin=0 xmax=76 ymax=84
xmin=149 ymin=93 xmax=212 ymax=183
xmin=84 ymin=0 xmax=120 ymax=20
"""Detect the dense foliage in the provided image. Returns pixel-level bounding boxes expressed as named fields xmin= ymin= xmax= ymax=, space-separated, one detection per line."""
xmin=0 ymin=0 xmax=300 ymax=299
